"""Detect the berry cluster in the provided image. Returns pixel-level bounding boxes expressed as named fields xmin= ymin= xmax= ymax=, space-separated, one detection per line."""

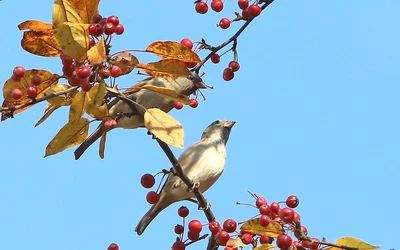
xmin=89 ymin=14 xmax=124 ymax=38
xmin=10 ymin=66 xmax=41 ymax=100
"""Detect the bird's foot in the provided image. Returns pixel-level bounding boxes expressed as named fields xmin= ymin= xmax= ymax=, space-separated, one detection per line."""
xmin=188 ymin=181 xmax=200 ymax=192
xmin=198 ymin=199 xmax=211 ymax=210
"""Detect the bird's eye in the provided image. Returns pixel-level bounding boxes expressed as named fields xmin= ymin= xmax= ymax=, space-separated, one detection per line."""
xmin=187 ymin=75 xmax=194 ymax=80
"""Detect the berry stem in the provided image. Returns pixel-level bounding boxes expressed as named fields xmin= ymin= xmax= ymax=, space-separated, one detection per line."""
xmin=185 ymin=233 xmax=209 ymax=247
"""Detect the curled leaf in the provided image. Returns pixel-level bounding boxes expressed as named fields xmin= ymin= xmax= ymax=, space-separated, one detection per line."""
xmin=87 ymin=36 xmax=106 ymax=65
xmin=136 ymin=59 xmax=190 ymax=78
xmin=110 ymin=51 xmax=139 ymax=76
xmin=240 ymin=219 xmax=284 ymax=238
xmin=146 ymin=41 xmax=201 ymax=63
xmin=141 ymin=85 xmax=191 ymax=105
xmin=99 ymin=131 xmax=106 ymax=159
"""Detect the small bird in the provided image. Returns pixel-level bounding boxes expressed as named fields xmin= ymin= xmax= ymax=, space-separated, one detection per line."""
xmin=74 ymin=73 xmax=207 ymax=160
xmin=135 ymin=119 xmax=236 ymax=235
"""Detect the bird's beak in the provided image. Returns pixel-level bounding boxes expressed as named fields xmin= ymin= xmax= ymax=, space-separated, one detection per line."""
xmin=195 ymin=81 xmax=208 ymax=89
xmin=224 ymin=121 xmax=236 ymax=129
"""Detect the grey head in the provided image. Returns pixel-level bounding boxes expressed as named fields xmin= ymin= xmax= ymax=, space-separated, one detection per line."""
xmin=201 ymin=119 xmax=236 ymax=145
xmin=175 ymin=72 xmax=208 ymax=96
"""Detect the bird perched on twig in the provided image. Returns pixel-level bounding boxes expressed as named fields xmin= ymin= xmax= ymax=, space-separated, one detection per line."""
xmin=74 ymin=73 xmax=207 ymax=160
xmin=135 ymin=119 xmax=236 ymax=235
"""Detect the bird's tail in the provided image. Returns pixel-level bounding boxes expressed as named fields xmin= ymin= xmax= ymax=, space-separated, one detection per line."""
xmin=135 ymin=203 xmax=164 ymax=235
xmin=74 ymin=122 xmax=105 ymax=160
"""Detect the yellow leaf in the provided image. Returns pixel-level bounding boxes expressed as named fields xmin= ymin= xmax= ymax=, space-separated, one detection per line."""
xmin=146 ymin=41 xmax=201 ymax=63
xmin=226 ymin=238 xmax=247 ymax=248
xmin=69 ymin=91 xmax=86 ymax=123
xmin=253 ymin=244 xmax=276 ymax=250
xmin=45 ymin=117 xmax=90 ymax=157
xmin=110 ymin=51 xmax=139 ymax=76
xmin=99 ymin=131 xmax=106 ymax=159
xmin=52 ymin=0 xmax=89 ymax=60
xmin=136 ymin=59 xmax=191 ymax=78
xmin=45 ymin=84 xmax=79 ymax=106
xmin=1 ymin=70 xmax=59 ymax=121
xmin=87 ymin=36 xmax=106 ymax=65
xmin=334 ymin=237 xmax=380 ymax=250
xmin=69 ymin=0 xmax=100 ymax=24
xmin=144 ymin=108 xmax=184 ymax=148
xmin=86 ymin=103 xmax=107 ymax=120
xmin=35 ymin=104 xmax=61 ymax=127
xmin=240 ymin=219 xmax=284 ymax=238
xmin=105 ymin=85 xmax=120 ymax=94
xmin=141 ymin=85 xmax=191 ymax=105
xmin=85 ymin=82 xmax=106 ymax=114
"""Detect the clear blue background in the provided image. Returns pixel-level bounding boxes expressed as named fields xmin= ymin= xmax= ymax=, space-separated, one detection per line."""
xmin=0 ymin=1 xmax=398 ymax=250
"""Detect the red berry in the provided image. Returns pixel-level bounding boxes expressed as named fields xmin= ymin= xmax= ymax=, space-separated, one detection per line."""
xmin=310 ymin=238 xmax=320 ymax=249
xmin=146 ymin=191 xmax=160 ymax=204
xmin=279 ymin=207 xmax=295 ymax=223
xmin=270 ymin=202 xmax=280 ymax=214
xmin=301 ymin=240 xmax=311 ymax=248
xmin=260 ymin=236 xmax=270 ymax=244
xmin=259 ymin=215 xmax=270 ymax=227
xmin=27 ymin=86 xmax=37 ymax=98
xmin=94 ymin=24 xmax=103 ymax=36
xmin=61 ymin=54 xmax=73 ymax=66
xmin=178 ymin=206 xmax=189 ymax=217
xmin=229 ymin=61 xmax=240 ymax=72
xmin=294 ymin=226 xmax=308 ymax=239
xmin=195 ymin=2 xmax=208 ymax=14
xmin=68 ymin=75 xmax=81 ymax=87
xmin=224 ymin=247 xmax=237 ymax=250
xmin=11 ymin=74 xmax=21 ymax=82
xmin=277 ymin=234 xmax=292 ymax=249
xmin=76 ymin=66 xmax=91 ymax=78
xmin=241 ymin=233 xmax=252 ymax=244
xmin=211 ymin=0 xmax=224 ymax=12
xmin=187 ymin=231 xmax=200 ymax=241
xmin=211 ymin=54 xmax=220 ymax=64
xmin=103 ymin=23 xmax=115 ymax=35
xmin=248 ymin=4 xmax=261 ymax=17
xmin=241 ymin=9 xmax=251 ymax=20
xmin=223 ymin=68 xmax=234 ymax=81
xmin=11 ymin=88 xmax=23 ymax=99
xmin=88 ymin=24 xmax=97 ymax=36
xmin=219 ymin=18 xmax=230 ymax=29
xmin=107 ymin=15 xmax=120 ymax=26
xmin=104 ymin=119 xmax=118 ymax=130
xmin=255 ymin=196 xmax=267 ymax=208
xmin=185 ymin=61 xmax=197 ymax=68
xmin=81 ymin=78 xmax=92 ymax=92
xmin=180 ymin=38 xmax=193 ymax=50
xmin=293 ymin=212 xmax=301 ymax=223
xmin=189 ymin=98 xmax=198 ymax=108
xmin=173 ymin=101 xmax=184 ymax=110
xmin=140 ymin=174 xmax=155 ymax=188
xmin=92 ymin=13 xmax=102 ymax=23
xmin=13 ymin=66 xmax=25 ymax=78
xmin=115 ymin=24 xmax=124 ymax=35
xmin=175 ymin=224 xmax=184 ymax=234
xmin=259 ymin=204 xmax=270 ymax=215
xmin=223 ymin=219 xmax=237 ymax=233
xmin=238 ymin=0 xmax=249 ymax=9
xmin=89 ymin=38 xmax=95 ymax=48
xmin=99 ymin=18 xmax=107 ymax=26
xmin=188 ymin=219 xmax=202 ymax=233
xmin=215 ymin=231 xmax=230 ymax=246
xmin=286 ymin=195 xmax=299 ymax=208
xmin=208 ymin=221 xmax=221 ymax=233
xmin=99 ymin=68 xmax=110 ymax=78
xmin=110 ymin=65 xmax=122 ymax=77
xmin=172 ymin=241 xmax=186 ymax=250
xmin=293 ymin=241 xmax=305 ymax=250
xmin=107 ymin=243 xmax=119 ymax=250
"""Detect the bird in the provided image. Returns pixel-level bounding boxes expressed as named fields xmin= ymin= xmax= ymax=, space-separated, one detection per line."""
xmin=135 ymin=119 xmax=236 ymax=235
xmin=74 ymin=73 xmax=207 ymax=160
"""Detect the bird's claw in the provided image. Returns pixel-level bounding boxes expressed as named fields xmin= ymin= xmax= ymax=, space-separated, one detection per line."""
xmin=198 ymin=200 xmax=211 ymax=210
xmin=188 ymin=182 xmax=200 ymax=192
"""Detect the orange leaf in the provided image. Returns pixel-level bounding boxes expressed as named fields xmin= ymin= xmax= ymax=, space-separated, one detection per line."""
xmin=146 ymin=41 xmax=202 ymax=63
xmin=1 ymin=70 xmax=59 ymax=121
xmin=18 ymin=20 xmax=62 ymax=57
xmin=110 ymin=51 xmax=139 ymax=76
xmin=136 ymin=59 xmax=191 ymax=78
xmin=240 ymin=219 xmax=284 ymax=238
xmin=87 ymin=36 xmax=106 ymax=65
xmin=253 ymin=244 xmax=276 ymax=250
xmin=69 ymin=0 xmax=100 ymax=24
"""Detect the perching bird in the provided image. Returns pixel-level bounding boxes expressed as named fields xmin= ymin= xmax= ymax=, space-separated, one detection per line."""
xmin=74 ymin=73 xmax=207 ymax=160
xmin=135 ymin=119 xmax=236 ymax=235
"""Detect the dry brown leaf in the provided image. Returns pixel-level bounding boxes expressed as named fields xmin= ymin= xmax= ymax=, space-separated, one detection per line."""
xmin=45 ymin=84 xmax=79 ymax=106
xmin=141 ymin=85 xmax=191 ymax=105
xmin=136 ymin=59 xmax=191 ymax=78
xmin=35 ymin=104 xmax=61 ymax=127
xmin=226 ymin=238 xmax=247 ymax=248
xmin=87 ymin=36 xmax=105 ymax=65
xmin=1 ymin=70 xmax=59 ymax=121
xmin=69 ymin=0 xmax=100 ymax=24
xmin=240 ymin=219 xmax=284 ymax=238
xmin=110 ymin=51 xmax=139 ymax=76
xmin=146 ymin=41 xmax=201 ymax=63
xmin=99 ymin=131 xmax=106 ymax=159
xmin=253 ymin=244 xmax=276 ymax=250
xmin=45 ymin=117 xmax=90 ymax=157
xmin=69 ymin=90 xmax=86 ymax=123
xmin=144 ymin=108 xmax=184 ymax=148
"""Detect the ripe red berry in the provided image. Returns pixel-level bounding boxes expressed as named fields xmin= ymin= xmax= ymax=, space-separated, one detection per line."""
xmin=103 ymin=23 xmax=115 ymax=35
xmin=173 ymin=101 xmax=184 ymax=110
xmin=215 ymin=231 xmax=230 ymax=246
xmin=107 ymin=243 xmax=119 ymax=250
xmin=187 ymin=231 xmax=200 ymax=241
xmin=294 ymin=225 xmax=308 ymax=239
xmin=110 ymin=65 xmax=122 ymax=78
xmin=219 ymin=18 xmax=231 ymax=29
xmin=229 ymin=61 xmax=240 ymax=72
xmin=94 ymin=24 xmax=103 ymax=36
xmin=223 ymin=219 xmax=237 ymax=233
xmin=259 ymin=215 xmax=270 ymax=227
xmin=241 ymin=9 xmax=251 ymax=20
xmin=89 ymin=38 xmax=95 ymax=48
xmin=248 ymin=4 xmax=261 ymax=17
xmin=195 ymin=2 xmax=208 ymax=14
xmin=185 ymin=61 xmax=197 ymax=68
xmin=270 ymin=202 xmax=280 ymax=214
xmin=310 ymin=238 xmax=320 ymax=249
xmin=81 ymin=78 xmax=92 ymax=92
xmin=211 ymin=0 xmax=224 ymax=12
xmin=107 ymin=15 xmax=120 ymax=26
xmin=180 ymin=38 xmax=193 ymax=50
xmin=293 ymin=241 xmax=305 ymax=250
xmin=11 ymin=88 xmax=23 ymax=99
xmin=146 ymin=191 xmax=160 ymax=204
xmin=61 ymin=54 xmax=73 ymax=66
xmin=115 ymin=24 xmax=124 ymax=35
xmin=189 ymin=98 xmax=198 ymax=108
xmin=208 ymin=221 xmax=221 ymax=233
xmin=92 ymin=13 xmax=102 ymax=23
xmin=175 ymin=224 xmax=184 ymax=234
xmin=188 ymin=219 xmax=202 ymax=233
xmin=104 ymin=119 xmax=118 ymax=130
xmin=211 ymin=53 xmax=220 ymax=64
xmin=286 ymin=195 xmax=299 ymax=208
xmin=99 ymin=68 xmax=110 ymax=78
xmin=99 ymin=18 xmax=107 ymax=26
xmin=260 ymin=236 xmax=270 ymax=244
xmin=241 ymin=233 xmax=252 ymax=244
xmin=223 ymin=68 xmax=234 ymax=81
xmin=140 ymin=174 xmax=155 ymax=188
xmin=279 ymin=207 xmax=295 ymax=223
xmin=76 ymin=66 xmax=91 ymax=78
xmin=13 ymin=66 xmax=25 ymax=78
xmin=293 ymin=212 xmax=301 ymax=223
xmin=277 ymin=234 xmax=293 ymax=249
xmin=178 ymin=206 xmax=189 ymax=217
xmin=259 ymin=204 xmax=270 ymax=215
xmin=11 ymin=74 xmax=21 ymax=82
xmin=68 ymin=75 xmax=81 ymax=87
xmin=238 ymin=0 xmax=249 ymax=9
xmin=255 ymin=196 xmax=267 ymax=208
xmin=172 ymin=241 xmax=186 ymax=250
xmin=26 ymin=86 xmax=37 ymax=98
xmin=88 ymin=24 xmax=97 ymax=36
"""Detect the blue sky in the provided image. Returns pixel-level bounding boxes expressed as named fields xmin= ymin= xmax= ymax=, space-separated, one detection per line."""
xmin=0 ymin=1 xmax=398 ymax=250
